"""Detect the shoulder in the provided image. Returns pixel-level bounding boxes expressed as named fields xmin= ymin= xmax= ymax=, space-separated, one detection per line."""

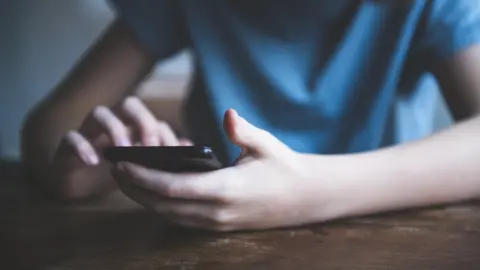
xmin=107 ymin=0 xmax=187 ymax=59
xmin=418 ymin=0 xmax=480 ymax=60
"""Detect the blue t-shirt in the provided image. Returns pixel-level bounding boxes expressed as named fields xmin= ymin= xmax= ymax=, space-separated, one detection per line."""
xmin=110 ymin=0 xmax=480 ymax=164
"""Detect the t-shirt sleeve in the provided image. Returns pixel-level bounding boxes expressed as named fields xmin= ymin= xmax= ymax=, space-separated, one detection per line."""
xmin=422 ymin=0 xmax=480 ymax=62
xmin=108 ymin=0 xmax=187 ymax=59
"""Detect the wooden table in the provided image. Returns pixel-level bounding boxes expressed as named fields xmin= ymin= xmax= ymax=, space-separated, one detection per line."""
xmin=2 ymin=161 xmax=480 ymax=270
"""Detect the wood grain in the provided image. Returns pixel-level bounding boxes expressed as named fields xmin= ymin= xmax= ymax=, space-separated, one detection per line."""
xmin=1 ymin=162 xmax=480 ymax=270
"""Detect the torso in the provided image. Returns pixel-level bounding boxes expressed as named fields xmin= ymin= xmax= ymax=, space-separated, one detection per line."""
xmin=179 ymin=0 xmax=434 ymax=164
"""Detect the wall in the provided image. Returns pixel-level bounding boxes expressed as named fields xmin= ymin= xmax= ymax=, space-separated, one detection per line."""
xmin=0 ymin=0 xmax=191 ymax=160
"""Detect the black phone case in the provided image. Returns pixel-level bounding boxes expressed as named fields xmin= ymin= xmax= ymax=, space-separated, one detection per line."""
xmin=103 ymin=146 xmax=223 ymax=172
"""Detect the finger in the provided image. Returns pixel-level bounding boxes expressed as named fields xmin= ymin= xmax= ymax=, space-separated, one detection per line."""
xmin=223 ymin=108 xmax=289 ymax=157
xmin=165 ymin=214 xmax=232 ymax=231
xmin=63 ymin=130 xmax=99 ymax=165
xmin=121 ymin=96 xmax=178 ymax=146
xmin=179 ymin=138 xmax=194 ymax=146
xmin=156 ymin=121 xmax=179 ymax=146
xmin=113 ymin=175 xmax=227 ymax=231
xmin=152 ymin=200 xmax=233 ymax=231
xmin=120 ymin=96 xmax=160 ymax=146
xmin=115 ymin=162 xmax=230 ymax=202
xmin=91 ymin=106 xmax=131 ymax=147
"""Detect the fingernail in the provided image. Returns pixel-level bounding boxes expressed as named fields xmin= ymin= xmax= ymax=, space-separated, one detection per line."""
xmin=180 ymin=140 xmax=193 ymax=146
xmin=82 ymin=152 xmax=99 ymax=165
xmin=237 ymin=115 xmax=248 ymax=127
xmin=118 ymin=139 xmax=131 ymax=147
xmin=90 ymin=153 xmax=99 ymax=165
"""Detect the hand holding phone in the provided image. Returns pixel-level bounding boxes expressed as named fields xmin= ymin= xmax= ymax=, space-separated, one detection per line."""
xmin=103 ymin=146 xmax=223 ymax=172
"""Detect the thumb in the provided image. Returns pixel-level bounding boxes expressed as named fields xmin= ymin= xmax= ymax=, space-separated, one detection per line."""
xmin=223 ymin=109 xmax=289 ymax=157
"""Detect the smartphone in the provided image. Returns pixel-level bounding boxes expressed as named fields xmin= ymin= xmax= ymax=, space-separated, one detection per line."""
xmin=103 ymin=146 xmax=223 ymax=172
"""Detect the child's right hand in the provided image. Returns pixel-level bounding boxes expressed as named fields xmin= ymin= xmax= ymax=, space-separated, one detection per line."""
xmin=52 ymin=96 xmax=192 ymax=168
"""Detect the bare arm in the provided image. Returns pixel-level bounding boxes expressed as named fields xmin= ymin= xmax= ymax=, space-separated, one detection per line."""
xmin=93 ymin=46 xmax=480 ymax=231
xmin=302 ymin=46 xmax=480 ymax=219
xmin=21 ymin=19 xmax=157 ymax=200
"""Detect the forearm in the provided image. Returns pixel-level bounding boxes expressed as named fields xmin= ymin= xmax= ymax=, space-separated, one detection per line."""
xmin=303 ymin=116 xmax=480 ymax=219
xmin=21 ymin=20 xmax=156 ymax=200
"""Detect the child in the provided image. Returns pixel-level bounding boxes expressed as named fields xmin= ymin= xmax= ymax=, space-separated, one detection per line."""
xmin=22 ymin=0 xmax=480 ymax=231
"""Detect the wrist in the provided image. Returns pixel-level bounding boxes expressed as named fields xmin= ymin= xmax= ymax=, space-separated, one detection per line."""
xmin=297 ymin=152 xmax=376 ymax=222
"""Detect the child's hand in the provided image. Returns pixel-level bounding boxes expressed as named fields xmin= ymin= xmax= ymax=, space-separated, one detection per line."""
xmin=111 ymin=109 xmax=334 ymax=231
xmin=52 ymin=96 xmax=192 ymax=167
